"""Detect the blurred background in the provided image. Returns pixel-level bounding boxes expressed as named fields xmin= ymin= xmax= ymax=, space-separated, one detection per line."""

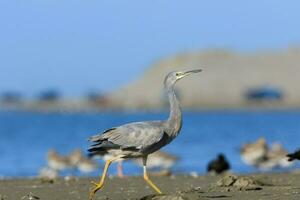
xmin=1 ymin=0 xmax=300 ymax=177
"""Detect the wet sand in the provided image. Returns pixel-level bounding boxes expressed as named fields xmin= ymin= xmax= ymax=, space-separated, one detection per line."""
xmin=1 ymin=173 xmax=300 ymax=200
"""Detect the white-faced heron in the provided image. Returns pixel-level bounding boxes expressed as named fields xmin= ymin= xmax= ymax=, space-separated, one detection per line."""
xmin=87 ymin=69 xmax=202 ymax=199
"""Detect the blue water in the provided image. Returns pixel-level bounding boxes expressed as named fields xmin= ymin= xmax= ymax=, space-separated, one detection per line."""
xmin=1 ymin=110 xmax=300 ymax=177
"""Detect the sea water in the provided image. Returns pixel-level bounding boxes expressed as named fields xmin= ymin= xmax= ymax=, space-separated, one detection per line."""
xmin=0 ymin=110 xmax=300 ymax=177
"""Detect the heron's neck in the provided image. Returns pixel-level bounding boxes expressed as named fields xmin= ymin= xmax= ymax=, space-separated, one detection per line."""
xmin=166 ymin=85 xmax=182 ymax=135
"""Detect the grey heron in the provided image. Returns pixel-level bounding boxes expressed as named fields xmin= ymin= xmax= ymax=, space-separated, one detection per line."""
xmin=87 ymin=69 xmax=202 ymax=200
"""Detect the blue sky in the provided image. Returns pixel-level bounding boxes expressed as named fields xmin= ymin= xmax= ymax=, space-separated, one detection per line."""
xmin=1 ymin=0 xmax=300 ymax=97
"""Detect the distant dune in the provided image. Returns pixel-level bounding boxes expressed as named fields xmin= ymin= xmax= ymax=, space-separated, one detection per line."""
xmin=109 ymin=47 xmax=300 ymax=109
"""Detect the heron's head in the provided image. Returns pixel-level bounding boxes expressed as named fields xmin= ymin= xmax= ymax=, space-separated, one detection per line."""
xmin=164 ymin=69 xmax=202 ymax=88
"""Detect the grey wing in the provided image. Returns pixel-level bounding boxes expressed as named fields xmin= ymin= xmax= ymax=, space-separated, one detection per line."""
xmin=88 ymin=121 xmax=166 ymax=155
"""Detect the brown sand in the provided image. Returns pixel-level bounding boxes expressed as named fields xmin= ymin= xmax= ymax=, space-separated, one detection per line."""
xmin=1 ymin=173 xmax=300 ymax=200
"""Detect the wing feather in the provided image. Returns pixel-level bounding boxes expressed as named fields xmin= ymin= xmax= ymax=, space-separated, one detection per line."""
xmin=88 ymin=121 xmax=166 ymax=154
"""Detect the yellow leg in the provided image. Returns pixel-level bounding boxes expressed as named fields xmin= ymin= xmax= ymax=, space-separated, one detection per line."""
xmin=142 ymin=156 xmax=162 ymax=194
xmin=89 ymin=159 xmax=112 ymax=200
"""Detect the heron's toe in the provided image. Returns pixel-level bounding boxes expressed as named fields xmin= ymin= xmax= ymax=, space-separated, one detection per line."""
xmin=88 ymin=191 xmax=95 ymax=200
xmin=89 ymin=187 xmax=99 ymax=200
xmin=90 ymin=181 xmax=99 ymax=186
xmin=88 ymin=181 xmax=104 ymax=200
xmin=90 ymin=185 xmax=100 ymax=192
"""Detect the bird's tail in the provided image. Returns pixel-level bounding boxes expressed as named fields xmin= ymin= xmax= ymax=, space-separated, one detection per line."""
xmin=88 ymin=140 xmax=119 ymax=158
xmin=87 ymin=151 xmax=106 ymax=158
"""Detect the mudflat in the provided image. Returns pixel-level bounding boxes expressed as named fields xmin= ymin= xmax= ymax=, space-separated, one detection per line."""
xmin=1 ymin=173 xmax=300 ymax=200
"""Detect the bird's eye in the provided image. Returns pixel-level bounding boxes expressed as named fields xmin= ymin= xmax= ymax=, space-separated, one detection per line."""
xmin=175 ymin=73 xmax=179 ymax=76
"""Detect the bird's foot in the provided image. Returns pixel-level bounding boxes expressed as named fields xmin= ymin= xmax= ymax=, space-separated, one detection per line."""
xmin=91 ymin=181 xmax=101 ymax=186
xmin=89 ymin=181 xmax=103 ymax=200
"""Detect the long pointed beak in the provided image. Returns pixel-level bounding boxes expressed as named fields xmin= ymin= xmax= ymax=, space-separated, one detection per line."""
xmin=182 ymin=69 xmax=202 ymax=77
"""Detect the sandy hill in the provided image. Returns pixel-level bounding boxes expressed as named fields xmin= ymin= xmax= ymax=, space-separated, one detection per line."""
xmin=109 ymin=48 xmax=300 ymax=109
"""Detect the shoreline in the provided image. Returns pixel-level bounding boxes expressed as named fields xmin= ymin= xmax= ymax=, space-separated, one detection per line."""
xmin=1 ymin=172 xmax=300 ymax=199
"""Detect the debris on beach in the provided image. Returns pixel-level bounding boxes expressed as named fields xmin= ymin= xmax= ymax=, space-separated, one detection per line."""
xmin=150 ymin=169 xmax=172 ymax=177
xmin=182 ymin=186 xmax=203 ymax=193
xmin=216 ymin=174 xmax=267 ymax=191
xmin=189 ymin=171 xmax=198 ymax=178
xmin=0 ymin=195 xmax=7 ymax=200
xmin=97 ymin=196 xmax=111 ymax=200
xmin=64 ymin=176 xmax=78 ymax=182
xmin=21 ymin=192 xmax=40 ymax=200
xmin=39 ymin=177 xmax=55 ymax=184
xmin=140 ymin=194 xmax=187 ymax=200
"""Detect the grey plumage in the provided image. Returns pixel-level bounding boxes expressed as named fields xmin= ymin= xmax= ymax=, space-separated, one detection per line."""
xmin=88 ymin=69 xmax=202 ymax=200
xmin=88 ymin=69 xmax=201 ymax=160
xmin=89 ymin=121 xmax=166 ymax=153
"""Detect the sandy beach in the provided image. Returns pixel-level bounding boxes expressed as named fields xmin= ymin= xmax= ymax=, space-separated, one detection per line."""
xmin=1 ymin=172 xmax=300 ymax=200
